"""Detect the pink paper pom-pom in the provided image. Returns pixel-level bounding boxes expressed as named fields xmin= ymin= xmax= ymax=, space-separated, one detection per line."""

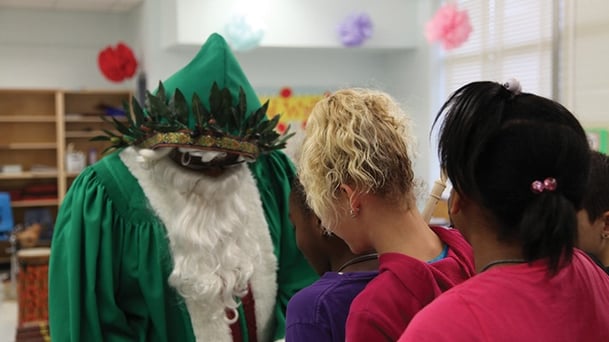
xmin=425 ymin=3 xmax=472 ymax=50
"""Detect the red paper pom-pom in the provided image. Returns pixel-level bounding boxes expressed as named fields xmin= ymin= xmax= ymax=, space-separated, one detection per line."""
xmin=116 ymin=43 xmax=137 ymax=78
xmin=98 ymin=42 xmax=138 ymax=83
xmin=276 ymin=122 xmax=287 ymax=134
xmin=279 ymin=87 xmax=292 ymax=98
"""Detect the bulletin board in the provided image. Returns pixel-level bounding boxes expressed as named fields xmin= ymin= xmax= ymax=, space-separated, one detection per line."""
xmin=259 ymin=87 xmax=327 ymax=160
xmin=260 ymin=88 xmax=325 ymax=128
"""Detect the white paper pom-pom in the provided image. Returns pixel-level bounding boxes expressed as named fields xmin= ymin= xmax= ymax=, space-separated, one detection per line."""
xmin=503 ymin=77 xmax=522 ymax=95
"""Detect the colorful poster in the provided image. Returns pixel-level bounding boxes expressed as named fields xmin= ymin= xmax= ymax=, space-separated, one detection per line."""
xmin=260 ymin=87 xmax=326 ymax=160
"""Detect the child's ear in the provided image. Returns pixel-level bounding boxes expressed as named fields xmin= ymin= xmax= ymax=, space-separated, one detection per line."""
xmin=339 ymin=184 xmax=361 ymax=211
xmin=316 ymin=218 xmax=324 ymax=235
xmin=315 ymin=218 xmax=331 ymax=237
xmin=602 ymin=211 xmax=609 ymax=235
xmin=340 ymin=184 xmax=354 ymax=198
xmin=448 ymin=190 xmax=462 ymax=216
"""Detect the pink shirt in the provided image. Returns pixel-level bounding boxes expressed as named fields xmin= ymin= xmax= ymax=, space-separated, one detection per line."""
xmin=345 ymin=226 xmax=475 ymax=341
xmin=400 ymin=249 xmax=609 ymax=341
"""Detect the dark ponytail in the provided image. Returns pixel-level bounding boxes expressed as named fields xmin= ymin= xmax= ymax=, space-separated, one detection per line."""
xmin=434 ymin=81 xmax=590 ymax=274
xmin=518 ymin=193 xmax=576 ymax=273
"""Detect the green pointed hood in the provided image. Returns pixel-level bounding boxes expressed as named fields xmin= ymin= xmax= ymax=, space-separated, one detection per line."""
xmin=160 ymin=33 xmax=262 ymax=120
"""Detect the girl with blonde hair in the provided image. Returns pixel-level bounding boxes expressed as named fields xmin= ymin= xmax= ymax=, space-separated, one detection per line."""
xmin=299 ymin=88 xmax=475 ymax=341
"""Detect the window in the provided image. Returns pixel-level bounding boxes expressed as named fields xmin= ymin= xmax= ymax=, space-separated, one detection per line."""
xmin=428 ymin=0 xmax=560 ymax=200
xmin=442 ymin=0 xmax=558 ymax=99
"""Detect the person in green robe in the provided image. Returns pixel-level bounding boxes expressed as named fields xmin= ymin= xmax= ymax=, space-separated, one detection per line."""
xmin=48 ymin=33 xmax=317 ymax=342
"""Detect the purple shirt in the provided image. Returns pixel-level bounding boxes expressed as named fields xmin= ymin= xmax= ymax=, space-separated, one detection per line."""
xmin=285 ymin=271 xmax=378 ymax=342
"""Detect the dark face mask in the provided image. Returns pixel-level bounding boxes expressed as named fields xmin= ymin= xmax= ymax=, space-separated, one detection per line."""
xmin=168 ymin=148 xmax=244 ymax=177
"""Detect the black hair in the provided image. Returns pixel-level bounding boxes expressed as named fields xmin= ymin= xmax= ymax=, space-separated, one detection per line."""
xmin=291 ymin=176 xmax=314 ymax=214
xmin=581 ymin=151 xmax=609 ymax=221
xmin=433 ymin=81 xmax=590 ymax=273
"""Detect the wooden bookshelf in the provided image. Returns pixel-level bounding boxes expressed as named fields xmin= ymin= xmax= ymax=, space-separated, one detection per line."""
xmin=0 ymin=89 xmax=131 ymax=239
xmin=0 ymin=116 xmax=56 ymax=123
xmin=64 ymin=130 xmax=105 ymax=139
xmin=0 ymin=172 xmax=58 ymax=180
xmin=11 ymin=199 xmax=59 ymax=208
xmin=0 ymin=142 xmax=57 ymax=150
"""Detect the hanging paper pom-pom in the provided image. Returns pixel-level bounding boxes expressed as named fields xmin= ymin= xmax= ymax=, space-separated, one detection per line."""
xmin=337 ymin=12 xmax=373 ymax=47
xmin=224 ymin=13 xmax=266 ymax=52
xmin=425 ymin=3 xmax=472 ymax=50
xmin=280 ymin=87 xmax=292 ymax=98
xmin=98 ymin=42 xmax=138 ymax=83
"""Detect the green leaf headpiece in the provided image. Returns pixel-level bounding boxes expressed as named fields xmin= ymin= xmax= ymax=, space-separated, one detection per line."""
xmin=94 ymin=81 xmax=292 ymax=160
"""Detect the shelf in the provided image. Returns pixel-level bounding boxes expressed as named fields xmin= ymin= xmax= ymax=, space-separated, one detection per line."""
xmin=0 ymin=171 xmax=58 ymax=180
xmin=65 ymin=116 xmax=128 ymax=123
xmin=0 ymin=88 xmax=131 ymax=209
xmin=0 ymin=142 xmax=57 ymax=150
xmin=65 ymin=131 xmax=104 ymax=138
xmin=0 ymin=116 xmax=55 ymax=122
xmin=11 ymin=199 xmax=59 ymax=208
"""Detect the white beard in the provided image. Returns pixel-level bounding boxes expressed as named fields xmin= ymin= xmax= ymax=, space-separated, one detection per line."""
xmin=120 ymin=147 xmax=278 ymax=342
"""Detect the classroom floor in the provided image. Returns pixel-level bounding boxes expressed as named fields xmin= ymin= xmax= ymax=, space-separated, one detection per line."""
xmin=0 ymin=278 xmax=17 ymax=342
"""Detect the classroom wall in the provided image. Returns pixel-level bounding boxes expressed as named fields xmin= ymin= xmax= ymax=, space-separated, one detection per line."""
xmin=0 ymin=8 xmax=136 ymax=90
xmin=130 ymin=0 xmax=439 ymax=187
xmin=163 ymin=0 xmax=419 ymax=49
xmin=11 ymin=1 xmax=609 ymax=187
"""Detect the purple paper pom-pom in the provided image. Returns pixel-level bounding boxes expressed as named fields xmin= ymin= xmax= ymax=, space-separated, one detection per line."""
xmin=338 ymin=13 xmax=373 ymax=47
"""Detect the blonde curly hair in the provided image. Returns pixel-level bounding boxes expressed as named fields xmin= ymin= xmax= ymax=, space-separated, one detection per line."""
xmin=299 ymin=88 xmax=416 ymax=228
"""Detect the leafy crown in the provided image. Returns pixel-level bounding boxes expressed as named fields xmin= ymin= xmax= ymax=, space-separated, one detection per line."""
xmin=93 ymin=81 xmax=293 ymax=159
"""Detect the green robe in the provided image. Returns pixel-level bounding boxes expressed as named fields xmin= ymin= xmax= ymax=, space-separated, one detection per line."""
xmin=48 ymin=149 xmax=317 ymax=341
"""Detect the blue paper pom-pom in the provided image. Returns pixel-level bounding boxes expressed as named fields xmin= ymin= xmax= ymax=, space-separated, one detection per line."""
xmin=224 ymin=13 xmax=266 ymax=52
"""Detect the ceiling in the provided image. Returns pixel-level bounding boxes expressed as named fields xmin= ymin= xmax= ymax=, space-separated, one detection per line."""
xmin=0 ymin=0 xmax=143 ymax=12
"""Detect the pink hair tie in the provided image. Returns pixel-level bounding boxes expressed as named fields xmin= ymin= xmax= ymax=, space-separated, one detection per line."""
xmin=531 ymin=177 xmax=558 ymax=194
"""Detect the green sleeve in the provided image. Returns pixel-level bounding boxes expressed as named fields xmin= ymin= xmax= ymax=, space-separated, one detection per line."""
xmin=49 ymin=153 xmax=194 ymax=342
xmin=249 ymin=151 xmax=319 ymax=341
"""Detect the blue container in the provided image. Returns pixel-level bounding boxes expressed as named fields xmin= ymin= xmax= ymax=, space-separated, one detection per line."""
xmin=0 ymin=192 xmax=14 ymax=240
